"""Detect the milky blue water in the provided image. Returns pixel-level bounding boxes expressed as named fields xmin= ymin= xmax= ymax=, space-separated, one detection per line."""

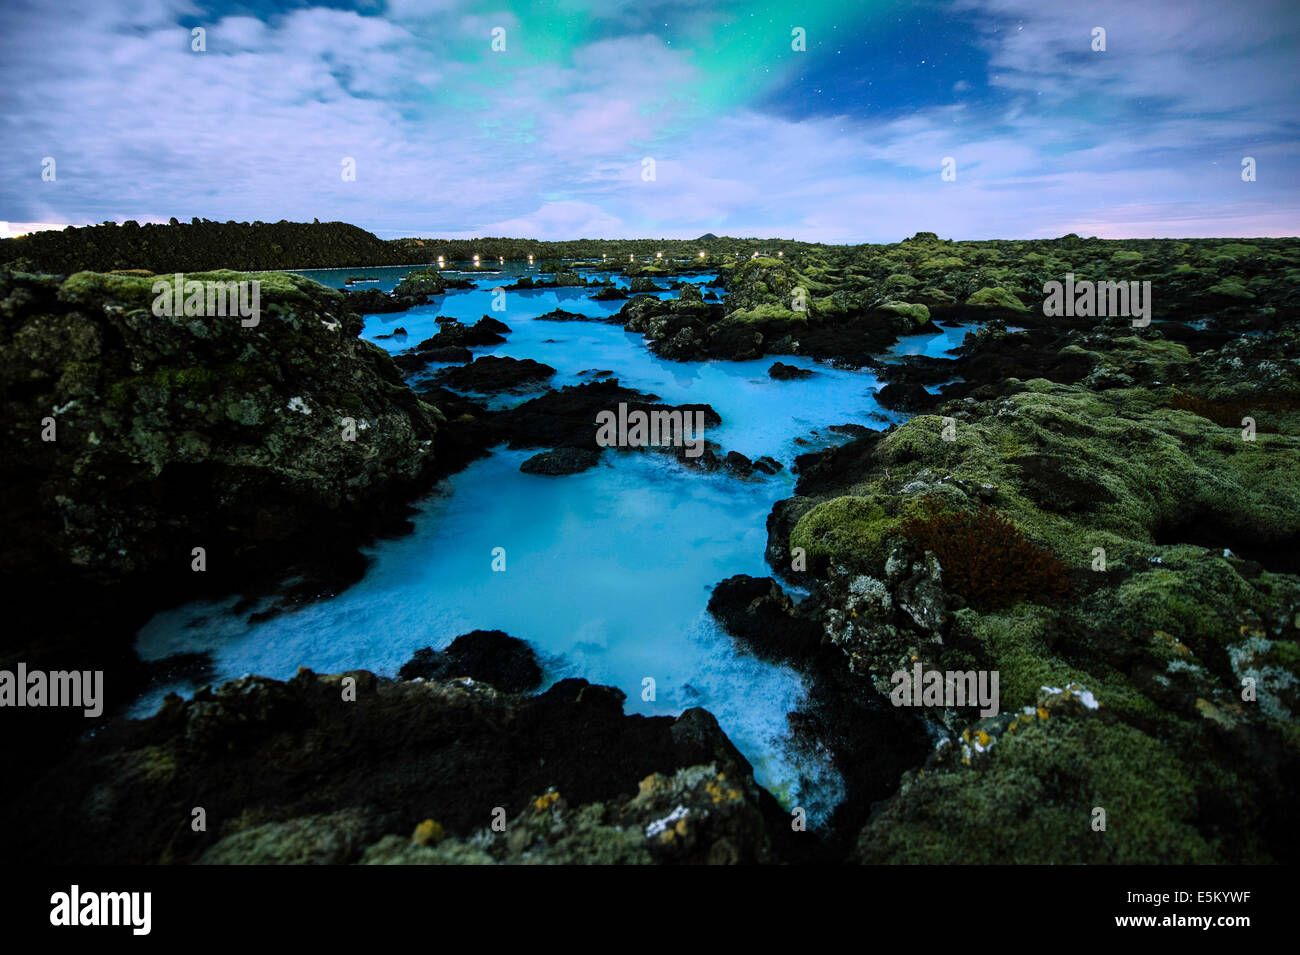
xmin=132 ymin=262 xmax=972 ymax=825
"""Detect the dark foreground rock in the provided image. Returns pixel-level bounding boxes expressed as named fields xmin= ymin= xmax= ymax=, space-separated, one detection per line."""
xmin=0 ymin=268 xmax=463 ymax=796
xmin=4 ymin=667 xmax=786 ymax=865
xmin=0 ymin=272 xmax=444 ymax=596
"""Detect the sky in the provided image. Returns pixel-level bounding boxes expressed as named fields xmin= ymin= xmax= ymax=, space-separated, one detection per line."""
xmin=1 ymin=0 xmax=1297 ymax=242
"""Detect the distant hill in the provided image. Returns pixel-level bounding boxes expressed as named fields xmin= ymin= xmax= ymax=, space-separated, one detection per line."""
xmin=0 ymin=219 xmax=407 ymax=274
xmin=0 ymin=219 xmax=807 ymax=274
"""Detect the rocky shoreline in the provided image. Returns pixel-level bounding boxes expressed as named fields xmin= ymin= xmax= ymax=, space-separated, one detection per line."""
xmin=5 ymin=635 xmax=791 ymax=865
xmin=4 ymin=230 xmax=1298 ymax=864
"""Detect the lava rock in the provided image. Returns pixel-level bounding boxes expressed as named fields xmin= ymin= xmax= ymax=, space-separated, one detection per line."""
xmin=707 ymin=575 xmax=823 ymax=662
xmin=434 ymin=355 xmax=555 ymax=392
xmin=391 ymin=267 xmax=448 ymax=309
xmin=768 ymin=361 xmax=814 ymax=380
xmin=520 ymin=448 xmax=602 ymax=475
xmin=875 ymin=381 xmax=933 ymax=412
xmin=416 ymin=317 xmax=509 ymax=349
xmin=399 ymin=630 xmax=543 ymax=692
xmin=392 ymin=345 xmax=472 ymax=371
xmin=8 ymin=665 xmax=784 ymax=865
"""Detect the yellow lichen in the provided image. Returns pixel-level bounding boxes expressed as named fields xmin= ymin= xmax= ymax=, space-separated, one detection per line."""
xmin=705 ymin=776 xmax=743 ymax=804
xmin=411 ymin=818 xmax=445 ymax=846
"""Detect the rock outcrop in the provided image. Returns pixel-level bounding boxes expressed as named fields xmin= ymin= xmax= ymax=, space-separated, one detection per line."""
xmin=0 ymin=269 xmax=447 ymax=771
xmin=5 ymin=654 xmax=784 ymax=865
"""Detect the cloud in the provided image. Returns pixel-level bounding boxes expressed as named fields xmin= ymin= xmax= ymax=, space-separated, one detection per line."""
xmin=0 ymin=0 xmax=1295 ymax=241
xmin=460 ymin=200 xmax=624 ymax=239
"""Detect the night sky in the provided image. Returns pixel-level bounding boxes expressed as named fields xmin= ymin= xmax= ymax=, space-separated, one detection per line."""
xmin=2 ymin=0 xmax=1296 ymax=240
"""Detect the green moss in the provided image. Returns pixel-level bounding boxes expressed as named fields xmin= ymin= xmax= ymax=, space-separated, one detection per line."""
xmin=859 ymin=715 xmax=1217 ymax=864
xmin=789 ymin=495 xmax=901 ymax=572
xmin=918 ymin=256 xmax=966 ymax=270
xmin=726 ymin=302 xmax=807 ymax=323
xmin=1208 ymin=279 xmax=1254 ymax=299
xmin=965 ymin=286 xmax=1029 ymax=310
xmin=882 ymin=274 xmax=918 ymax=291
xmin=881 ymin=301 xmax=930 ymax=323
xmin=59 ymin=268 xmax=337 ymax=311
xmin=106 ymin=362 xmax=251 ymax=410
xmin=60 ymin=271 xmax=160 ymax=308
xmin=1211 ymin=243 xmax=1260 ymax=259
xmin=955 ymin=606 xmax=1081 ymax=708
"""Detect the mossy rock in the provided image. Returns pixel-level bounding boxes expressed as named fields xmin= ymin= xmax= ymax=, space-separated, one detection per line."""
xmin=727 ymin=302 xmax=807 ymax=323
xmin=857 ymin=713 xmax=1218 ymax=864
xmin=965 ymin=286 xmax=1028 ymax=310
xmin=789 ymin=495 xmax=901 ymax=572
xmin=1207 ymin=280 xmax=1254 ymax=300
xmin=881 ymin=301 xmax=930 ymax=324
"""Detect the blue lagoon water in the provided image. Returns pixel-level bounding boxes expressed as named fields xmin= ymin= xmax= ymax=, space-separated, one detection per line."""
xmin=132 ymin=263 xmax=972 ymax=823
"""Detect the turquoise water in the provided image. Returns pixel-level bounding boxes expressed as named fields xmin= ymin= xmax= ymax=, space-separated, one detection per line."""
xmin=131 ymin=263 xmax=972 ymax=824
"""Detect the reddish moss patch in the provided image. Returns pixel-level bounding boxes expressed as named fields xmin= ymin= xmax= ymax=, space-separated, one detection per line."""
xmin=901 ymin=500 xmax=1069 ymax=609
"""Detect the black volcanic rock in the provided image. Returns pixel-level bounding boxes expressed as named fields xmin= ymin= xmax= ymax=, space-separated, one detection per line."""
xmin=874 ymin=381 xmax=933 ymax=411
xmin=434 ymin=355 xmax=555 ymax=392
xmin=346 ymin=287 xmax=407 ymax=314
xmin=392 ymin=345 xmax=472 ymax=371
xmin=520 ymin=447 xmax=602 ymax=475
xmin=399 ymin=630 xmax=543 ymax=692
xmin=707 ymin=575 xmax=823 ymax=662
xmin=724 ymin=450 xmax=755 ymax=477
xmin=7 ymin=667 xmax=783 ymax=865
xmin=416 ymin=317 xmax=511 ymax=350
xmin=475 ymin=315 xmax=511 ymax=333
xmin=500 ymin=380 xmax=721 ymax=452
xmin=0 ymin=269 xmax=446 ymax=777
xmin=769 ymin=361 xmax=815 ymax=380
xmin=536 ymin=307 xmax=608 ymax=323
